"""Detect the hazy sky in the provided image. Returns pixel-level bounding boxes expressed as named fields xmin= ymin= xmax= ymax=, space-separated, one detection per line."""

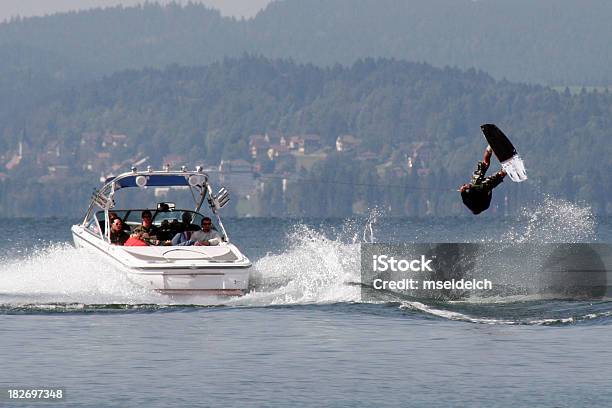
xmin=0 ymin=0 xmax=274 ymax=21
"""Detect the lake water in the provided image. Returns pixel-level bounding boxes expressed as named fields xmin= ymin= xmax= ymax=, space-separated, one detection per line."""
xmin=1 ymin=198 xmax=611 ymax=407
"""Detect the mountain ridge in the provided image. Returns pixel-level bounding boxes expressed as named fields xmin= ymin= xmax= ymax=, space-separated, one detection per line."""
xmin=1 ymin=56 xmax=610 ymax=216
xmin=0 ymin=0 xmax=611 ymax=85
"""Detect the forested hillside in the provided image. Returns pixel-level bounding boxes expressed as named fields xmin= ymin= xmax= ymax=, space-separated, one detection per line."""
xmin=1 ymin=0 xmax=611 ymax=86
xmin=1 ymin=57 xmax=610 ymax=216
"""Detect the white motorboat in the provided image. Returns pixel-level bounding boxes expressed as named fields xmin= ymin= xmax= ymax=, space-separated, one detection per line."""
xmin=72 ymin=166 xmax=251 ymax=295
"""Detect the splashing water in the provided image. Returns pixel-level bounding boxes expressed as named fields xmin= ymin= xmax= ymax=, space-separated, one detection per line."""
xmin=503 ymin=196 xmax=595 ymax=243
xmin=234 ymin=224 xmax=362 ymax=306
xmin=0 ymin=243 xmax=163 ymax=306
xmin=234 ymin=208 xmax=388 ymax=306
xmin=1 ymin=207 xmax=609 ymax=325
xmin=361 ymin=207 xmax=384 ymax=243
xmin=0 ymin=212 xmax=382 ymax=308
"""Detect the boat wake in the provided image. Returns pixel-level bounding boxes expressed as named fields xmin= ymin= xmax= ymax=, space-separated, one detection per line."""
xmin=399 ymin=299 xmax=612 ymax=325
xmin=0 ymin=218 xmax=367 ymax=311
xmin=232 ymin=224 xmax=361 ymax=306
xmin=0 ymin=243 xmax=164 ymax=307
xmin=1 ymin=198 xmax=610 ymax=325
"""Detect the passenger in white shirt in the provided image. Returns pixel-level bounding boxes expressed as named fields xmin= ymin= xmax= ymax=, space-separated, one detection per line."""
xmin=191 ymin=217 xmax=222 ymax=246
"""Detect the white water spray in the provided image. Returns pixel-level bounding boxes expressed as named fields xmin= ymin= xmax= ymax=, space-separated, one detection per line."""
xmin=234 ymin=224 xmax=362 ymax=306
xmin=503 ymin=196 xmax=595 ymax=243
xmin=0 ymin=243 xmax=163 ymax=305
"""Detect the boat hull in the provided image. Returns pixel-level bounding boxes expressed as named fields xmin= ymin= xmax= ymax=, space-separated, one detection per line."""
xmin=72 ymin=225 xmax=251 ymax=295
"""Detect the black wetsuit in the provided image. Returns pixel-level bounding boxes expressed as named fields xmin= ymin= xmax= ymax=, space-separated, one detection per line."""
xmin=461 ymin=161 xmax=504 ymax=214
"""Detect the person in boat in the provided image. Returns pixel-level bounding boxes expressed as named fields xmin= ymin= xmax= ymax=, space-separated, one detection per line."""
xmin=161 ymin=212 xmax=199 ymax=245
xmin=109 ymin=217 xmax=130 ymax=245
xmin=177 ymin=212 xmax=200 ymax=233
xmin=192 ymin=217 xmax=221 ymax=246
xmin=170 ymin=229 xmax=194 ymax=246
xmin=124 ymin=226 xmax=150 ymax=246
xmin=167 ymin=217 xmax=221 ymax=246
xmin=155 ymin=219 xmax=175 ymax=242
xmin=459 ymin=146 xmax=507 ymax=215
xmin=140 ymin=210 xmax=159 ymax=236
xmin=109 ymin=212 xmax=130 ymax=232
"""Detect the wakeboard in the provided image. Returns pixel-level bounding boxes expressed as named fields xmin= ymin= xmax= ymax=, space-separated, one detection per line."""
xmin=480 ymin=124 xmax=527 ymax=182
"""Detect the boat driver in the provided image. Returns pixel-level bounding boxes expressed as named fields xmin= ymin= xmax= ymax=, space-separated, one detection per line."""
xmin=140 ymin=210 xmax=159 ymax=236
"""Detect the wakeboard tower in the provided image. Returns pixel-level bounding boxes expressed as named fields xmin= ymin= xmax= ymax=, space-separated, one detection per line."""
xmin=480 ymin=124 xmax=528 ymax=182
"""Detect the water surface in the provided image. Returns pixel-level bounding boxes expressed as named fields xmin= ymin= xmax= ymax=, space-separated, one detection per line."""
xmin=1 ymin=198 xmax=611 ymax=407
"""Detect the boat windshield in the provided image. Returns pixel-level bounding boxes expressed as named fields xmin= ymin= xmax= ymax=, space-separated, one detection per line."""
xmin=96 ymin=209 xmax=209 ymax=229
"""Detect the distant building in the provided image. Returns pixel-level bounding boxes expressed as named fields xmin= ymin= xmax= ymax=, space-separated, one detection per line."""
xmin=250 ymin=132 xmax=323 ymax=157
xmin=80 ymin=131 xmax=100 ymax=145
xmin=267 ymin=144 xmax=289 ymax=160
xmin=264 ymin=130 xmax=284 ymax=145
xmin=86 ymin=151 xmax=110 ymax=173
xmin=288 ymin=136 xmax=302 ymax=150
xmin=409 ymin=141 xmax=433 ymax=168
xmin=289 ymin=134 xmax=322 ymax=154
xmin=249 ymin=134 xmax=270 ymax=159
xmin=279 ymin=135 xmax=288 ymax=147
xmin=336 ymin=134 xmax=360 ymax=152
xmin=40 ymin=141 xmax=62 ymax=163
xmin=101 ymin=133 xmax=129 ymax=148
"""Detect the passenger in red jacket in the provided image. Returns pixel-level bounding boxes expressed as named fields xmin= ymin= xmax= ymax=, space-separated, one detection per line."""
xmin=124 ymin=226 xmax=149 ymax=247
